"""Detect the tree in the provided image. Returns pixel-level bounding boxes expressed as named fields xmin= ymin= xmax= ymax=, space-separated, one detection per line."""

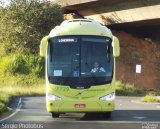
xmin=0 ymin=0 xmax=63 ymax=54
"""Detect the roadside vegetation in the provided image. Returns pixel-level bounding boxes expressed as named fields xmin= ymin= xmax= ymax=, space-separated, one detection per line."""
xmin=0 ymin=0 xmax=63 ymax=114
xmin=115 ymin=81 xmax=145 ymax=96
xmin=141 ymin=92 xmax=160 ymax=103
xmin=115 ymin=81 xmax=160 ymax=103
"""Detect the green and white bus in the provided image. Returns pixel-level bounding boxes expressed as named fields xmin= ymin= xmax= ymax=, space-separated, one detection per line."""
xmin=40 ymin=19 xmax=120 ymax=118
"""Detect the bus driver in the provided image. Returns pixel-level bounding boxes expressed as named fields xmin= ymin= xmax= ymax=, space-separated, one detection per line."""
xmin=91 ymin=61 xmax=106 ymax=73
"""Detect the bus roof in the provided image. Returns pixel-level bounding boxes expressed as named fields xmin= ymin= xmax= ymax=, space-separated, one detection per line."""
xmin=49 ymin=19 xmax=113 ymax=38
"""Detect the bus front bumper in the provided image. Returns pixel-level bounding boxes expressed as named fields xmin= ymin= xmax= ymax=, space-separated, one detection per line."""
xmin=47 ymin=100 xmax=115 ymax=113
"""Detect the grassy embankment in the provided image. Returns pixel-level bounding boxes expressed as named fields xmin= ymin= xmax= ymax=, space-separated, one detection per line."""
xmin=0 ymin=54 xmax=45 ymax=114
xmin=116 ymin=80 xmax=160 ymax=103
xmin=115 ymin=81 xmax=145 ymax=96
xmin=141 ymin=93 xmax=160 ymax=103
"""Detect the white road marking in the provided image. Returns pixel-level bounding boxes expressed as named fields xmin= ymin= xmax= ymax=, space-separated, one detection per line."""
xmin=18 ymin=97 xmax=22 ymax=107
xmin=133 ymin=116 xmax=146 ymax=119
xmin=7 ymin=107 xmax=13 ymax=111
xmin=0 ymin=97 xmax=22 ymax=122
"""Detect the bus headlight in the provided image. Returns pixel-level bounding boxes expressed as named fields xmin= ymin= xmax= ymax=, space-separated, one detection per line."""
xmin=99 ymin=92 xmax=115 ymax=101
xmin=47 ymin=94 xmax=61 ymax=101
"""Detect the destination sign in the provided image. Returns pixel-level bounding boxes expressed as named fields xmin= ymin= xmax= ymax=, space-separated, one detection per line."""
xmin=58 ymin=38 xmax=77 ymax=43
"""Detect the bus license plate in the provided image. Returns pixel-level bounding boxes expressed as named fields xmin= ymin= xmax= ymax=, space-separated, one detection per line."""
xmin=74 ymin=104 xmax=86 ymax=108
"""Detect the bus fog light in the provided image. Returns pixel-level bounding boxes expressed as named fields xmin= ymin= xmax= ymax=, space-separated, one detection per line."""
xmin=100 ymin=92 xmax=115 ymax=101
xmin=47 ymin=94 xmax=61 ymax=101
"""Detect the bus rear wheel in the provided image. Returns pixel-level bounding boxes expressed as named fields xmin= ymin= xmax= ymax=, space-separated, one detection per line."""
xmin=51 ymin=113 xmax=59 ymax=118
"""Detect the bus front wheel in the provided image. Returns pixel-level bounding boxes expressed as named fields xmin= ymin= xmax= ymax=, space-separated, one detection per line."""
xmin=103 ymin=112 xmax=112 ymax=119
xmin=51 ymin=113 xmax=59 ymax=118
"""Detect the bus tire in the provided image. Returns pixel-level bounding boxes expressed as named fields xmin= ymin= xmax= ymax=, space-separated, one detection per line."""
xmin=51 ymin=113 xmax=59 ymax=118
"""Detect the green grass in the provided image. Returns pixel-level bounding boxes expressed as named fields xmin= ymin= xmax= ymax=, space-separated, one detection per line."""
xmin=0 ymin=54 xmax=45 ymax=114
xmin=0 ymin=74 xmax=44 ymax=87
xmin=0 ymin=73 xmax=45 ymax=115
xmin=0 ymin=74 xmax=45 ymax=114
xmin=115 ymin=80 xmax=145 ymax=96
xmin=141 ymin=93 xmax=160 ymax=103
xmin=115 ymin=81 xmax=160 ymax=103
xmin=0 ymin=84 xmax=45 ymax=114
xmin=0 ymin=102 xmax=6 ymax=115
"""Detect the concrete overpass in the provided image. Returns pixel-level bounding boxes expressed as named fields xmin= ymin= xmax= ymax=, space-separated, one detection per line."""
xmin=51 ymin=0 xmax=160 ymax=30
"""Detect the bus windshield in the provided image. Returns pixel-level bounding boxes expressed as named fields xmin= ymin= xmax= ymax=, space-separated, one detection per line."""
xmin=47 ymin=35 xmax=113 ymax=89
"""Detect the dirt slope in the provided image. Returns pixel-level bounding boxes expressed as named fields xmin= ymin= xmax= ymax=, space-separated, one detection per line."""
xmin=114 ymin=31 xmax=160 ymax=90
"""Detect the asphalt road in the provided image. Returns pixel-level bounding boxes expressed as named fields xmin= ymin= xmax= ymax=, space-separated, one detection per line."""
xmin=0 ymin=96 xmax=160 ymax=129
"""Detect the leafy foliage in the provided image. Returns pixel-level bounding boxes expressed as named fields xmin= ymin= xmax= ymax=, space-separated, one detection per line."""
xmin=115 ymin=81 xmax=145 ymax=96
xmin=0 ymin=0 xmax=63 ymax=54
xmin=141 ymin=92 xmax=160 ymax=103
xmin=0 ymin=102 xmax=6 ymax=114
xmin=0 ymin=54 xmax=45 ymax=77
xmin=0 ymin=0 xmax=63 ymax=115
xmin=8 ymin=55 xmax=30 ymax=75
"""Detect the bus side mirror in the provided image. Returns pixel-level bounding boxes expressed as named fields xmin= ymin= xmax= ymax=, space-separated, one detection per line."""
xmin=112 ymin=36 xmax=120 ymax=57
xmin=40 ymin=36 xmax=49 ymax=57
